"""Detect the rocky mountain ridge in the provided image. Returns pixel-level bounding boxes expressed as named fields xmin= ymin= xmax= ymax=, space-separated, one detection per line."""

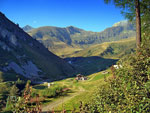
xmin=28 ymin=21 xmax=136 ymax=57
xmin=0 ymin=12 xmax=75 ymax=82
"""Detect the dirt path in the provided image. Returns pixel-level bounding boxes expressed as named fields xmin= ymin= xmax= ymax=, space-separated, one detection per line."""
xmin=42 ymin=75 xmax=91 ymax=112
xmin=42 ymin=88 xmax=85 ymax=112
xmin=41 ymin=72 xmax=105 ymax=112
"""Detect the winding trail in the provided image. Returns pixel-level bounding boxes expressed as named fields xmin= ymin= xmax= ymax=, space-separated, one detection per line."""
xmin=42 ymin=87 xmax=85 ymax=112
xmin=42 ymin=73 xmax=99 ymax=112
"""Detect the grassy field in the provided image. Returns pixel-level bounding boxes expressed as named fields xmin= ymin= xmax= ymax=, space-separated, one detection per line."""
xmin=39 ymin=69 xmax=112 ymax=112
xmin=67 ymin=37 xmax=136 ymax=59
xmin=55 ymin=72 xmax=110 ymax=111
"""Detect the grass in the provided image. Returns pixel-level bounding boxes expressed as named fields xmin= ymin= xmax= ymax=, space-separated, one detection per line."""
xmin=49 ymin=41 xmax=82 ymax=58
xmin=90 ymin=73 xmax=109 ymax=82
xmin=39 ymin=69 xmax=112 ymax=112
xmin=68 ymin=37 xmax=136 ymax=59
xmin=57 ymin=91 xmax=92 ymax=111
xmin=54 ymin=71 xmax=111 ymax=111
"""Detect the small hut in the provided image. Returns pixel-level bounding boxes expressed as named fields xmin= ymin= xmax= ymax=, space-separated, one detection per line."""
xmin=75 ymin=74 xmax=87 ymax=81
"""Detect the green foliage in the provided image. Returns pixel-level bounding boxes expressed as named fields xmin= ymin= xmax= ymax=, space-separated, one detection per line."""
xmin=105 ymin=0 xmax=150 ymax=43
xmin=141 ymin=0 xmax=150 ymax=40
xmin=9 ymin=85 xmax=19 ymax=96
xmin=6 ymin=80 xmax=42 ymax=112
xmin=5 ymin=96 xmax=17 ymax=111
xmin=0 ymin=80 xmax=30 ymax=112
xmin=0 ymin=82 xmax=11 ymax=111
xmin=32 ymin=84 xmax=66 ymax=99
xmin=40 ymin=85 xmax=64 ymax=98
xmin=16 ymin=78 xmax=25 ymax=88
xmin=88 ymin=42 xmax=150 ymax=112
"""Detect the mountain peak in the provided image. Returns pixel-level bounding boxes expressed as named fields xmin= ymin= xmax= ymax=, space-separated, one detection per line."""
xmin=113 ymin=20 xmax=128 ymax=27
xmin=67 ymin=25 xmax=83 ymax=30
xmin=67 ymin=25 xmax=76 ymax=28
xmin=22 ymin=25 xmax=34 ymax=32
xmin=66 ymin=25 xmax=84 ymax=34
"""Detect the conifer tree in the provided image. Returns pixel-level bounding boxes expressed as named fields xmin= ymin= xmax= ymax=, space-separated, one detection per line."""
xmin=104 ymin=0 xmax=141 ymax=48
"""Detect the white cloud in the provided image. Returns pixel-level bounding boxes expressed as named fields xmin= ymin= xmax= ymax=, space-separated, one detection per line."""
xmin=33 ymin=20 xmax=37 ymax=24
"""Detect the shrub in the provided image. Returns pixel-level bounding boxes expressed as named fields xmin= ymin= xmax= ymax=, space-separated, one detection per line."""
xmin=40 ymin=85 xmax=64 ymax=98
xmin=88 ymin=42 xmax=150 ymax=112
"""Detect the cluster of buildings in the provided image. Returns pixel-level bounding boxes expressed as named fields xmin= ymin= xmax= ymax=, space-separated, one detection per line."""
xmin=75 ymin=74 xmax=88 ymax=81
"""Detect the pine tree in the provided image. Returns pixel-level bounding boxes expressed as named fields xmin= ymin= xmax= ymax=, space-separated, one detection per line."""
xmin=104 ymin=0 xmax=142 ymax=48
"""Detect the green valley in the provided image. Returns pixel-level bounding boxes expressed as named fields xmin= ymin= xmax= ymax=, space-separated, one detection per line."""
xmin=1 ymin=0 xmax=150 ymax=111
xmin=0 ymin=12 xmax=138 ymax=112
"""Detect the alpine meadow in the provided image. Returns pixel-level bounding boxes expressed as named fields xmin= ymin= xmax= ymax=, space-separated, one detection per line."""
xmin=0 ymin=0 xmax=150 ymax=112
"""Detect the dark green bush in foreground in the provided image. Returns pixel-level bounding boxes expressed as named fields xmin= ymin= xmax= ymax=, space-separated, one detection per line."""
xmin=88 ymin=42 xmax=150 ymax=112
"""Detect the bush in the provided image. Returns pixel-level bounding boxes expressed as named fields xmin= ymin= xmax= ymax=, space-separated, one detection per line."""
xmin=40 ymin=85 xmax=64 ymax=98
xmin=0 ymin=83 xmax=10 ymax=110
xmin=88 ymin=42 xmax=150 ymax=112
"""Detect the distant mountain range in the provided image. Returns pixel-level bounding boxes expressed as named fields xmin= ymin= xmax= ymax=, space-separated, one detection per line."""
xmin=21 ymin=21 xmax=136 ymax=75
xmin=0 ymin=12 xmax=75 ymax=82
xmin=27 ymin=20 xmax=136 ymax=57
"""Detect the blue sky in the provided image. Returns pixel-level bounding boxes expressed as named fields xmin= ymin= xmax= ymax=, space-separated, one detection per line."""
xmin=0 ymin=0 xmax=125 ymax=32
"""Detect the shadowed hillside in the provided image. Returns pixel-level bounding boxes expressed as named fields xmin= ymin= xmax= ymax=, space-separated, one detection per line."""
xmin=0 ymin=12 xmax=75 ymax=82
xmin=64 ymin=56 xmax=118 ymax=75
